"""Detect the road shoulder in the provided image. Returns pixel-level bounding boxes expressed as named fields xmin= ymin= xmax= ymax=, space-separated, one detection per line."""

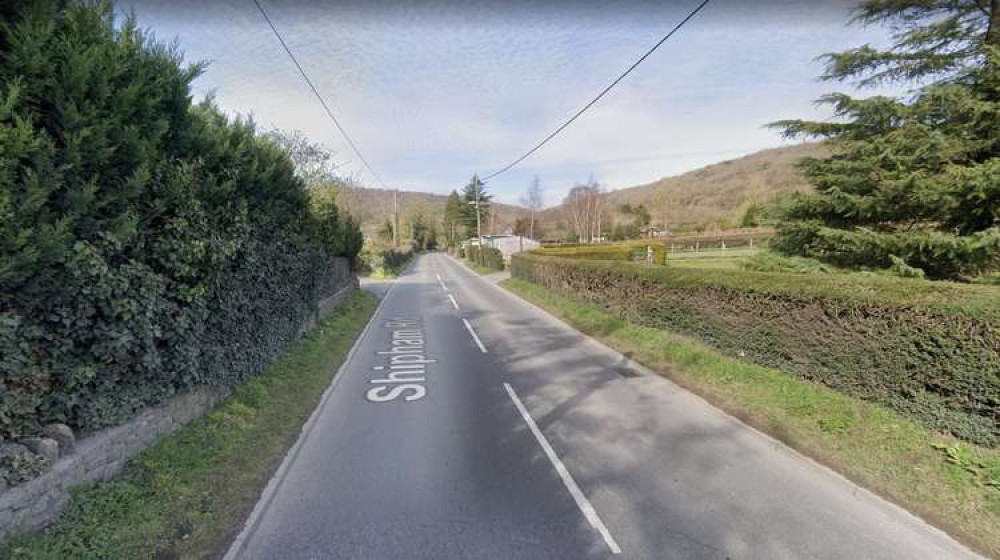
xmin=499 ymin=276 xmax=997 ymax=558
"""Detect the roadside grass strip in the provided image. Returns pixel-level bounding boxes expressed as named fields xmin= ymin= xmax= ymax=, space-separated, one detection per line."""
xmin=502 ymin=278 xmax=1000 ymax=558
xmin=462 ymin=259 xmax=500 ymax=276
xmin=1 ymin=291 xmax=379 ymax=560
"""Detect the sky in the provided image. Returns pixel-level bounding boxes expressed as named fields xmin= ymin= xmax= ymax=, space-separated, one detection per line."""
xmin=119 ymin=0 xmax=896 ymax=206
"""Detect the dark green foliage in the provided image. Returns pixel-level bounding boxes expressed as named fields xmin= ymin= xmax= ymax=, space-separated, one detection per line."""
xmin=0 ymin=2 xmax=359 ymax=440
xmin=442 ymin=190 xmax=463 ymax=247
xmin=888 ymin=254 xmax=926 ymax=278
xmin=460 ymin=175 xmax=490 ymax=237
xmin=0 ymin=450 xmax=48 ymax=485
xmin=409 ymin=213 xmax=433 ymax=250
xmin=513 ymin=253 xmax=1000 ymax=447
xmin=820 ymin=1 xmax=997 ymax=87
xmin=739 ymin=203 xmax=768 ymax=228
xmin=310 ymin=197 xmax=364 ymax=262
xmin=770 ymin=1 xmax=1000 ymax=279
xmin=772 ymin=222 xmax=1000 ymax=278
xmin=358 ymin=246 xmax=412 ymax=276
xmin=466 ymin=245 xmax=504 ymax=271
xmin=612 ymin=203 xmax=653 ymax=234
xmin=0 ymin=292 xmax=377 ymax=559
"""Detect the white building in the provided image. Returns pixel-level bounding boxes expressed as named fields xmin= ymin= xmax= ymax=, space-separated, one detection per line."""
xmin=466 ymin=235 xmax=540 ymax=264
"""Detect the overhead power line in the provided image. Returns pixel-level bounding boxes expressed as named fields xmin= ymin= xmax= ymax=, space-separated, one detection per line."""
xmin=481 ymin=0 xmax=711 ymax=182
xmin=252 ymin=0 xmax=389 ymax=189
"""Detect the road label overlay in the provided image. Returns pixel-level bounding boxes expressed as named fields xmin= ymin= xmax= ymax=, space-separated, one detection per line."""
xmin=366 ymin=317 xmax=435 ymax=403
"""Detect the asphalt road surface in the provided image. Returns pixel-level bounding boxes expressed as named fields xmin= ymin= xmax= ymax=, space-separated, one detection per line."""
xmin=226 ymin=253 xmax=982 ymax=560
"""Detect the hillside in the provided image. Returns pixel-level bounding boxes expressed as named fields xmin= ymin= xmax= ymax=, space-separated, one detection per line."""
xmin=542 ymin=142 xmax=828 ymax=235
xmin=337 ymin=143 xmax=826 ymax=239
xmin=335 ymin=187 xmax=523 ymax=238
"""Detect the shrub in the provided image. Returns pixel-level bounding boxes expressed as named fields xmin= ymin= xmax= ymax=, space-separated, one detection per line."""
xmin=772 ymin=222 xmax=1000 ymax=280
xmin=532 ymin=243 xmax=666 ymax=264
xmin=888 ymin=255 xmax=926 ymax=279
xmin=465 ymin=245 xmax=504 ymax=271
xmin=0 ymin=3 xmax=360 ymax=440
xmin=358 ymin=245 xmax=412 ymax=277
xmin=742 ymin=252 xmax=833 ymax=274
xmin=512 ymin=253 xmax=1000 ymax=447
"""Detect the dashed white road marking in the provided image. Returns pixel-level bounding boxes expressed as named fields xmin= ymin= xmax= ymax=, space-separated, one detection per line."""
xmin=462 ymin=318 xmax=488 ymax=354
xmin=503 ymin=383 xmax=622 ymax=555
xmin=448 ymin=294 xmax=460 ymax=310
xmin=436 ymin=273 xmax=448 ymax=292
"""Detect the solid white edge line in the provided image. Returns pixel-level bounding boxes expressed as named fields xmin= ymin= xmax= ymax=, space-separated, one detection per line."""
xmin=447 ymin=252 xmax=987 ymax=560
xmin=462 ymin=317 xmax=488 ymax=353
xmin=436 ymin=273 xmax=448 ymax=292
xmin=448 ymin=293 xmax=460 ymax=310
xmin=223 ymin=264 xmax=408 ymax=559
xmin=503 ymin=382 xmax=622 ymax=555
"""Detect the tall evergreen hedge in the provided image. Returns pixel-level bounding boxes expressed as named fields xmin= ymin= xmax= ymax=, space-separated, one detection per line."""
xmin=512 ymin=253 xmax=1000 ymax=447
xmin=0 ymin=2 xmax=361 ymax=439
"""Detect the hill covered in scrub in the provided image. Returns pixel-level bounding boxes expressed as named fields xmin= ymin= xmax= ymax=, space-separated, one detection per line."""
xmin=601 ymin=143 xmax=827 ymax=231
xmin=533 ymin=143 xmax=826 ymax=236
xmin=338 ymin=143 xmax=825 ymax=238
xmin=336 ymin=186 xmax=524 ymax=237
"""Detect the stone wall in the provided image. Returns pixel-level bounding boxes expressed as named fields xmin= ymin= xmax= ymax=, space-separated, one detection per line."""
xmin=0 ymin=269 xmax=358 ymax=542
xmin=0 ymin=386 xmax=230 ymax=540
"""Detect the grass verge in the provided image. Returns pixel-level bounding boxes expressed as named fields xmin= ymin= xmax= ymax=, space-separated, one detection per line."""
xmin=502 ymin=278 xmax=1000 ymax=557
xmin=1 ymin=290 xmax=378 ymax=560
xmin=463 ymin=260 xmax=501 ymax=275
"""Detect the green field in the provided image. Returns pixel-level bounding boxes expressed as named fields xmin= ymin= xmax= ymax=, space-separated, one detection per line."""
xmin=663 ymin=249 xmax=757 ymax=269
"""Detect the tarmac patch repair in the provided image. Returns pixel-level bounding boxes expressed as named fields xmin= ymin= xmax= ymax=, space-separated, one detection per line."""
xmin=366 ymin=317 xmax=435 ymax=403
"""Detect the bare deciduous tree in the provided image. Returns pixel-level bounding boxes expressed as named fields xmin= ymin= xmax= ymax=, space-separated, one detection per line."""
xmin=519 ymin=176 xmax=544 ymax=239
xmin=562 ymin=177 xmax=606 ymax=243
xmin=265 ymin=129 xmax=341 ymax=189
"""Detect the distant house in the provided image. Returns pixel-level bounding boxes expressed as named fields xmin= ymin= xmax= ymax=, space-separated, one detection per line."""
xmin=642 ymin=226 xmax=672 ymax=238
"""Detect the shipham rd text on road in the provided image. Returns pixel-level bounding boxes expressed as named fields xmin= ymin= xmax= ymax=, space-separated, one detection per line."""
xmin=366 ymin=317 xmax=434 ymax=403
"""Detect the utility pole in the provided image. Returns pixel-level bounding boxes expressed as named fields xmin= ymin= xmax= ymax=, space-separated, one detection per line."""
xmin=392 ymin=189 xmax=399 ymax=247
xmin=474 ymin=175 xmax=483 ymax=248
xmin=467 ymin=175 xmax=484 ymax=265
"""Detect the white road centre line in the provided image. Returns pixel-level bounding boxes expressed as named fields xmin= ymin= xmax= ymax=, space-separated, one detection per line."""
xmin=447 ymin=294 xmax=460 ymax=310
xmin=461 ymin=317 xmax=488 ymax=354
xmin=503 ymin=383 xmax=622 ymax=555
xmin=436 ymin=273 xmax=448 ymax=292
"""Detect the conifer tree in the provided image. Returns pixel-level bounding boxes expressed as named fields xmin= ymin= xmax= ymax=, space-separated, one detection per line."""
xmin=442 ymin=190 xmax=463 ymax=246
xmin=460 ymin=175 xmax=491 ymax=238
xmin=771 ymin=1 xmax=1000 ymax=279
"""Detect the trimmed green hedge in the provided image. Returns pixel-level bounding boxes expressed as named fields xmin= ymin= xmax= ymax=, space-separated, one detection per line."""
xmin=512 ymin=253 xmax=1000 ymax=447
xmin=0 ymin=3 xmax=359 ymax=440
xmin=466 ymin=245 xmax=505 ymax=271
xmin=533 ymin=243 xmax=666 ymax=264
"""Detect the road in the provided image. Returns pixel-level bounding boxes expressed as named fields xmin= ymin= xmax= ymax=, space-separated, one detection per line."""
xmin=226 ymin=252 xmax=982 ymax=560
